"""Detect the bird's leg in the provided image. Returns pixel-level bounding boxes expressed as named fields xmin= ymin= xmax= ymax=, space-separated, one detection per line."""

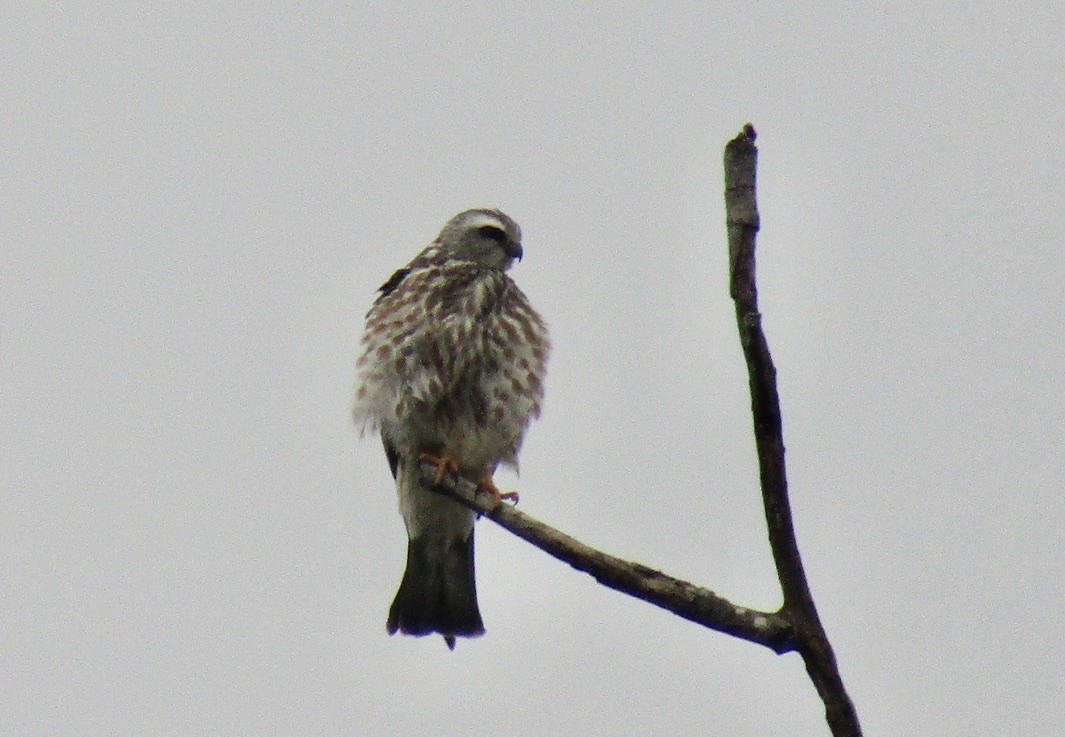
xmin=478 ymin=473 xmax=519 ymax=508
xmin=419 ymin=451 xmax=459 ymax=485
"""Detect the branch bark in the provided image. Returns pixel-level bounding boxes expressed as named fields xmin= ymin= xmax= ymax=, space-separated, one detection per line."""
xmin=420 ymin=466 xmax=794 ymax=652
xmin=421 ymin=123 xmax=861 ymax=736
xmin=725 ymin=124 xmax=861 ymax=737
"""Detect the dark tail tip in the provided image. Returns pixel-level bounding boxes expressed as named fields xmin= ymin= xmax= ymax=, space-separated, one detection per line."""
xmin=387 ymin=531 xmax=484 ymax=648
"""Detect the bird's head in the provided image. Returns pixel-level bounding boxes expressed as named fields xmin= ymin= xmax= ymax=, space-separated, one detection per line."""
xmin=436 ymin=209 xmax=523 ymax=271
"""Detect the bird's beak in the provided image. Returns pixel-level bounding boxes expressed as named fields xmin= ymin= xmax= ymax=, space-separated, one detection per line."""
xmin=509 ymin=242 xmax=523 ymax=261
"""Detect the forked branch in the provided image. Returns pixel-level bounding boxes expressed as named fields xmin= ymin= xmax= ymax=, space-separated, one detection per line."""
xmin=725 ymin=124 xmax=861 ymax=736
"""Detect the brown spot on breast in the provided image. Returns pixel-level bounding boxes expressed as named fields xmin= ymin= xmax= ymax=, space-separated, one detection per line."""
xmin=500 ymin=319 xmax=519 ymax=343
xmin=425 ymin=343 xmax=444 ymax=371
xmin=513 ymin=311 xmax=532 ymax=335
xmin=521 ymin=320 xmax=539 ymax=343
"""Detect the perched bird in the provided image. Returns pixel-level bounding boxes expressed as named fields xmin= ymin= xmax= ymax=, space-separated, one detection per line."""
xmin=353 ymin=209 xmax=549 ymax=649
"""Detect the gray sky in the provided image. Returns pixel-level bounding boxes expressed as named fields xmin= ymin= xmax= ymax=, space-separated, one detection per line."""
xmin=3 ymin=3 xmax=1062 ymax=735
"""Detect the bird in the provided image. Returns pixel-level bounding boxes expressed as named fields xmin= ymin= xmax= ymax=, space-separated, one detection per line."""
xmin=352 ymin=209 xmax=549 ymax=649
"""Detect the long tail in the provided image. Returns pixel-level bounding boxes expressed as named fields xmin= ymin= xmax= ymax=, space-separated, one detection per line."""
xmin=387 ymin=530 xmax=484 ymax=649
xmin=387 ymin=460 xmax=485 ymax=649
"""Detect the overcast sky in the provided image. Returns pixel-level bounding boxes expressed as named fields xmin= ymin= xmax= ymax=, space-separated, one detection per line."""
xmin=3 ymin=3 xmax=1062 ymax=735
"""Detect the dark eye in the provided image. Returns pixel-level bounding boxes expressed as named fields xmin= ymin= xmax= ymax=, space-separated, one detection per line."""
xmin=477 ymin=225 xmax=508 ymax=244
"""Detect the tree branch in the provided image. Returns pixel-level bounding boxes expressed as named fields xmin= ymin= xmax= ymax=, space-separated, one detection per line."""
xmin=420 ymin=465 xmax=793 ymax=652
xmin=725 ymin=123 xmax=861 ymax=737
xmin=421 ymin=123 xmax=861 ymax=736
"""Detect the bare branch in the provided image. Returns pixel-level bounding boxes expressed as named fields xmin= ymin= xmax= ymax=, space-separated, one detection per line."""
xmin=725 ymin=123 xmax=862 ymax=737
xmin=420 ymin=463 xmax=794 ymax=653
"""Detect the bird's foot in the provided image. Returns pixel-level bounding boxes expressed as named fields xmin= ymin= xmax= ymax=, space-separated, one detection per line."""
xmin=419 ymin=452 xmax=460 ymax=485
xmin=478 ymin=474 xmax=519 ymax=509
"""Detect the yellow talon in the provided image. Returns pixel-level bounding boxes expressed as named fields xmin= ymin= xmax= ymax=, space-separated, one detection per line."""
xmin=478 ymin=474 xmax=519 ymax=508
xmin=419 ymin=452 xmax=459 ymax=485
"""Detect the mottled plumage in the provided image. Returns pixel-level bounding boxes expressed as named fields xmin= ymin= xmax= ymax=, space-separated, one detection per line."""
xmin=353 ymin=209 xmax=549 ymax=648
